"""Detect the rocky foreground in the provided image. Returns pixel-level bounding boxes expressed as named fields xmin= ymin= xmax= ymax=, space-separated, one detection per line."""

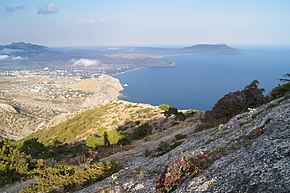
xmin=77 ymin=97 xmax=290 ymax=193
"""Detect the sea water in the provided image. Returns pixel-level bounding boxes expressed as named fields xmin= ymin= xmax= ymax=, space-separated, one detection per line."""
xmin=116 ymin=46 xmax=290 ymax=110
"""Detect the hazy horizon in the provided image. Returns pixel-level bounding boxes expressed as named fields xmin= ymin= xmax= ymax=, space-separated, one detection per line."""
xmin=1 ymin=0 xmax=290 ymax=47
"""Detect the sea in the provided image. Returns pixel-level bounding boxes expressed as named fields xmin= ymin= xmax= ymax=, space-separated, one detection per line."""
xmin=116 ymin=46 xmax=290 ymax=110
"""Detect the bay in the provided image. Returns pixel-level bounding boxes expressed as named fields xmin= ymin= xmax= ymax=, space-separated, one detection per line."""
xmin=116 ymin=46 xmax=290 ymax=110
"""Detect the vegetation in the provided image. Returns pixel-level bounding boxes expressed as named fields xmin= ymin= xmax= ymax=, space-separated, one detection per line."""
xmin=270 ymin=79 xmax=290 ymax=99
xmin=175 ymin=133 xmax=188 ymax=140
xmin=86 ymin=128 xmax=124 ymax=149
xmin=20 ymin=138 xmax=47 ymax=158
xmin=199 ymin=80 xmax=267 ymax=130
xmin=278 ymin=73 xmax=290 ymax=82
xmin=26 ymin=104 xmax=111 ymax=145
xmin=23 ymin=101 xmax=163 ymax=146
xmin=117 ymin=133 xmax=132 ymax=146
xmin=0 ymin=138 xmax=121 ymax=192
xmin=20 ymin=161 xmax=121 ymax=193
xmin=163 ymin=107 xmax=186 ymax=121
xmin=0 ymin=138 xmax=37 ymax=187
xmin=156 ymin=150 xmax=212 ymax=193
xmin=132 ymin=122 xmax=152 ymax=140
xmin=159 ymin=104 xmax=170 ymax=111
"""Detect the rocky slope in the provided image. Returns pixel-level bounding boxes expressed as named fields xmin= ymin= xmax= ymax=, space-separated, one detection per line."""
xmin=77 ymin=96 xmax=290 ymax=193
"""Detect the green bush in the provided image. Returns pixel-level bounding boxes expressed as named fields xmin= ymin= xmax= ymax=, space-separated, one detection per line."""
xmin=86 ymin=128 xmax=124 ymax=149
xmin=159 ymin=104 xmax=170 ymax=111
xmin=132 ymin=122 xmax=152 ymax=140
xmin=270 ymin=82 xmax=290 ymax=99
xmin=117 ymin=133 xmax=132 ymax=146
xmin=20 ymin=161 xmax=121 ymax=193
xmin=86 ymin=135 xmax=103 ymax=149
xmin=163 ymin=107 xmax=186 ymax=121
xmin=20 ymin=138 xmax=47 ymax=158
xmin=0 ymin=139 xmax=37 ymax=187
xmin=175 ymin=134 xmax=188 ymax=140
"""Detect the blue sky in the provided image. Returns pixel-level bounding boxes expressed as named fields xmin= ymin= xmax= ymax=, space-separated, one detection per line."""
xmin=1 ymin=0 xmax=290 ymax=46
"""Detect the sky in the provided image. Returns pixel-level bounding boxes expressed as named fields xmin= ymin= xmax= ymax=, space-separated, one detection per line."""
xmin=0 ymin=0 xmax=290 ymax=47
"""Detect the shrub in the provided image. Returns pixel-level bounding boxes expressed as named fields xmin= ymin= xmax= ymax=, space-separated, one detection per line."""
xmin=159 ymin=104 xmax=170 ymax=111
xmin=199 ymin=80 xmax=267 ymax=130
xmin=86 ymin=135 xmax=103 ymax=149
xmin=270 ymin=82 xmax=290 ymax=99
xmin=175 ymin=134 xmax=188 ymax=140
xmin=132 ymin=122 xmax=152 ymax=140
xmin=117 ymin=133 xmax=132 ymax=146
xmin=0 ymin=139 xmax=37 ymax=187
xmin=156 ymin=150 xmax=212 ymax=193
xmin=20 ymin=138 xmax=47 ymax=158
xmin=164 ymin=107 xmax=186 ymax=121
xmin=20 ymin=161 xmax=121 ymax=193
xmin=86 ymin=128 xmax=124 ymax=149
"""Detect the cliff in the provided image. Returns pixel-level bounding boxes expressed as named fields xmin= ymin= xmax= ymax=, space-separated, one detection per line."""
xmin=82 ymin=74 xmax=124 ymax=108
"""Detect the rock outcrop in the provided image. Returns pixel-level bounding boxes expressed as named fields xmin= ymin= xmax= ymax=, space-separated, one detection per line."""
xmin=83 ymin=74 xmax=124 ymax=108
xmin=77 ymin=96 xmax=290 ymax=193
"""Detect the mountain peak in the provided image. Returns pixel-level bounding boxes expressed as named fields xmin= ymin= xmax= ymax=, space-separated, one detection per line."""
xmin=3 ymin=42 xmax=48 ymax=51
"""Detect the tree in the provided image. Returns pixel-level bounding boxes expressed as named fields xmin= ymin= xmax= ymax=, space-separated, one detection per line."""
xmin=103 ymin=132 xmax=110 ymax=147
xmin=199 ymin=80 xmax=267 ymax=130
xmin=279 ymin=73 xmax=290 ymax=82
xmin=270 ymin=73 xmax=290 ymax=99
xmin=242 ymin=80 xmax=266 ymax=108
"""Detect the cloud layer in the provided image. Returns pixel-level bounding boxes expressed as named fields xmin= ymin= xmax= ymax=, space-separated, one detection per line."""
xmin=71 ymin=58 xmax=99 ymax=67
xmin=37 ymin=3 xmax=58 ymax=15
xmin=5 ymin=5 xmax=25 ymax=12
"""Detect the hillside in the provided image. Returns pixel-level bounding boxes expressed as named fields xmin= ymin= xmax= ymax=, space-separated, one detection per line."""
xmin=0 ymin=74 xmax=123 ymax=140
xmin=1 ymin=95 xmax=289 ymax=192
xmin=25 ymin=100 xmax=167 ymax=145
xmin=76 ymin=96 xmax=290 ymax=193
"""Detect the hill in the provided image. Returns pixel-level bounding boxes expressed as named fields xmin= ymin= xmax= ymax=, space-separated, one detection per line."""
xmin=78 ymin=96 xmax=290 ymax=193
xmin=1 ymin=94 xmax=289 ymax=192
xmin=181 ymin=44 xmax=240 ymax=55
xmin=3 ymin=42 xmax=48 ymax=51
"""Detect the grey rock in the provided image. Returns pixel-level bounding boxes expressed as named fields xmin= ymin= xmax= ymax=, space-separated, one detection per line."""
xmin=77 ymin=97 xmax=290 ymax=193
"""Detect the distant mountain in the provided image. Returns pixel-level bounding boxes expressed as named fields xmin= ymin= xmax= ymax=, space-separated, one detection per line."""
xmin=1 ymin=42 xmax=48 ymax=51
xmin=181 ymin=44 xmax=240 ymax=55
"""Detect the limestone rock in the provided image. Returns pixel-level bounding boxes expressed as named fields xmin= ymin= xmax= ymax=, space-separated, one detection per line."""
xmin=77 ymin=97 xmax=290 ymax=193
xmin=83 ymin=74 xmax=123 ymax=108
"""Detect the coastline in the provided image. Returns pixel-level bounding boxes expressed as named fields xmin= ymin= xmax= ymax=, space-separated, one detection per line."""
xmin=112 ymin=67 xmax=146 ymax=77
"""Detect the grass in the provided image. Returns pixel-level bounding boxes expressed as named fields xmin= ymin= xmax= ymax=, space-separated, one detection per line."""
xmin=24 ymin=104 xmax=111 ymax=145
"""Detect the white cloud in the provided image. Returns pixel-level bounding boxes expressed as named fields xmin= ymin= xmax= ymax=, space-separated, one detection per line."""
xmin=37 ymin=3 xmax=58 ymax=15
xmin=0 ymin=55 xmax=27 ymax=60
xmin=11 ymin=56 xmax=27 ymax=60
xmin=5 ymin=5 xmax=25 ymax=12
xmin=78 ymin=18 xmax=107 ymax=25
xmin=0 ymin=55 xmax=9 ymax=60
xmin=70 ymin=58 xmax=99 ymax=67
